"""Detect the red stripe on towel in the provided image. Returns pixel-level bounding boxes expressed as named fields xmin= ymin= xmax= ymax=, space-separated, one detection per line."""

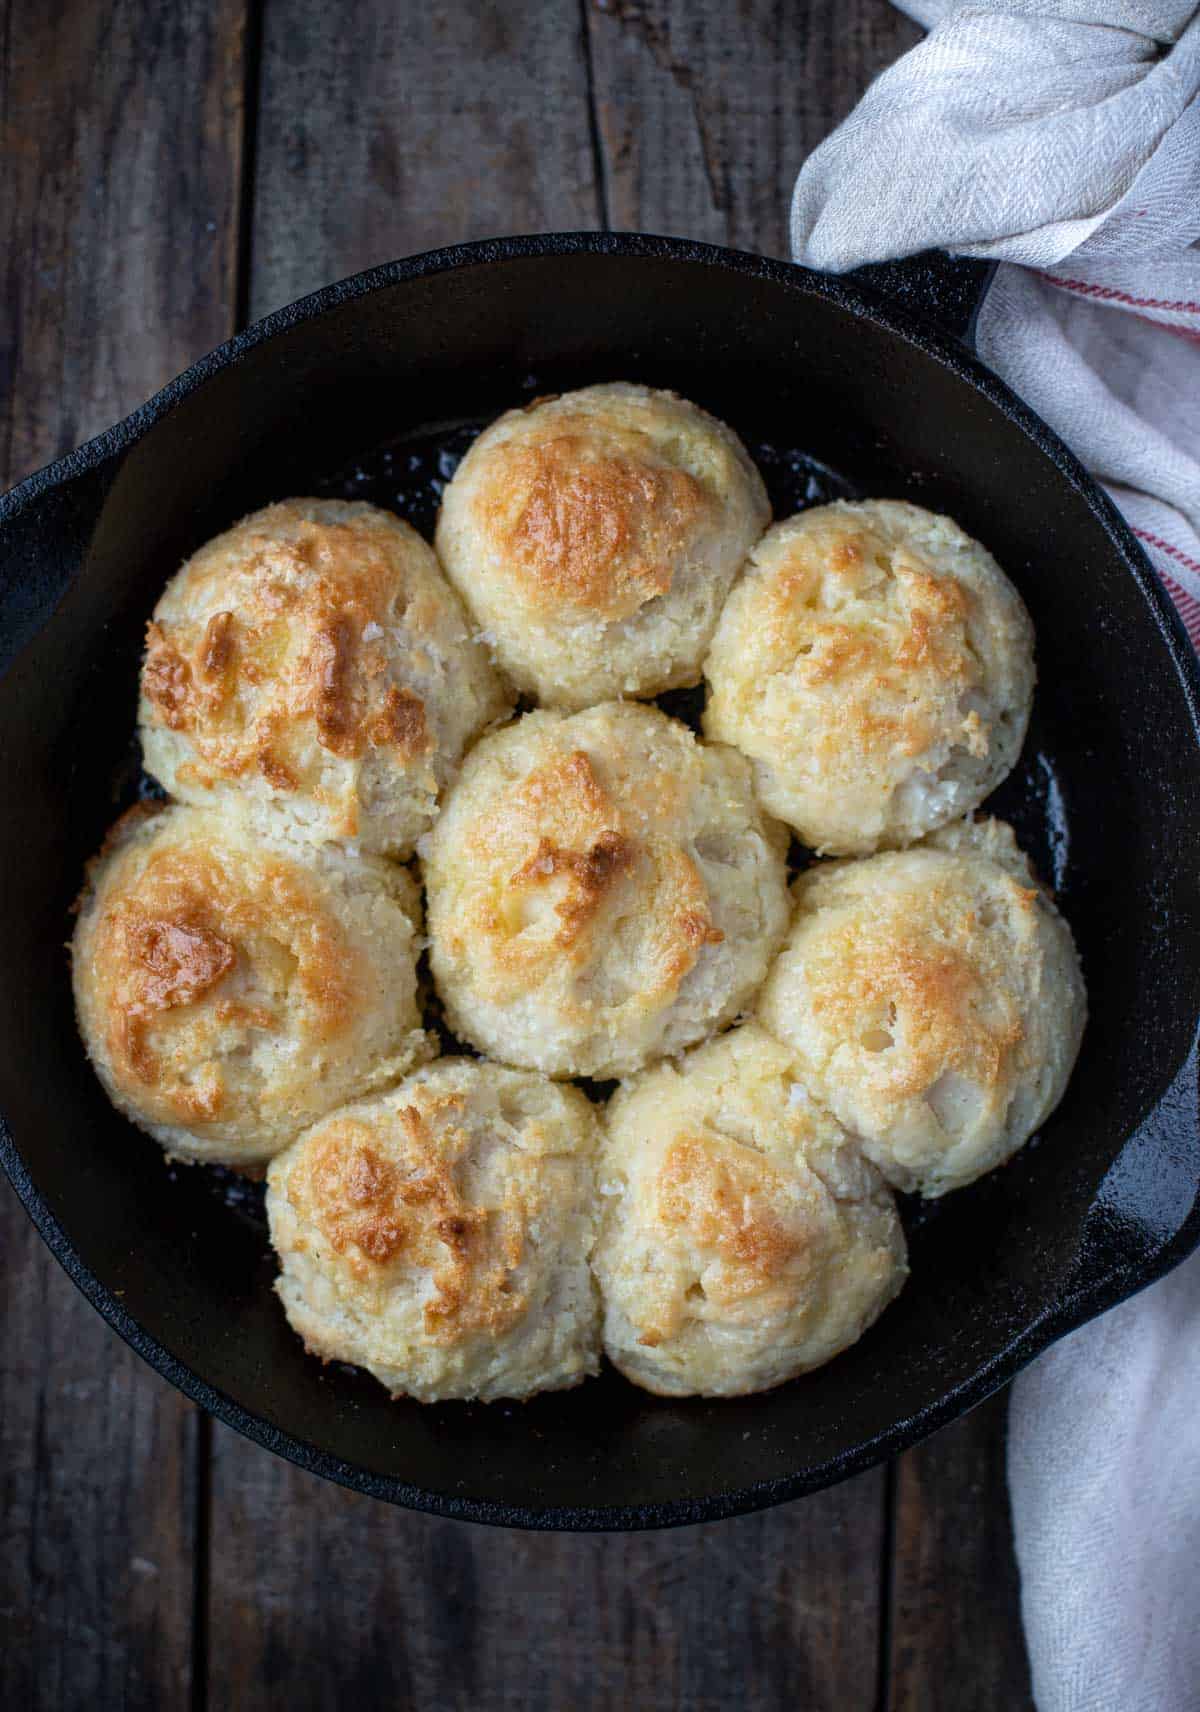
xmin=1157 ymin=572 xmax=1200 ymax=651
xmin=1134 ymin=529 xmax=1200 ymax=580
xmin=1038 ymin=275 xmax=1200 ymax=317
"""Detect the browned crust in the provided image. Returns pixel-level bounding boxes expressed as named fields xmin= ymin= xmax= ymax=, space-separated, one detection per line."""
xmin=89 ymin=837 xmax=359 ymax=1124
xmin=140 ymin=508 xmax=440 ymax=798
xmin=199 ymin=609 xmax=237 ymax=680
xmin=633 ymin=1133 xmax=806 ymax=1345
xmin=114 ymin=913 xmax=236 ymax=1100
xmin=450 ymin=734 xmax=723 ymax=1009
xmin=256 ymin=747 xmax=298 ymax=791
xmin=805 ymin=878 xmax=1032 ymax=1099
xmin=368 ymin=684 xmax=430 ymax=759
xmin=142 ymin=622 xmax=194 ymax=730
xmin=508 ymin=827 xmax=638 ymax=950
xmin=481 ymin=430 xmax=711 ymax=617
xmin=299 ymin=1099 xmax=531 ymax=1344
xmin=755 ymin=518 xmax=981 ymax=766
xmin=308 ymin=614 xmax=358 ymax=758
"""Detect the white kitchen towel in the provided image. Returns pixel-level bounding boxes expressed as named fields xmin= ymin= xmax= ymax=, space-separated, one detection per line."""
xmin=791 ymin=6 xmax=1200 ymax=1710
xmin=1007 ymin=1248 xmax=1200 ymax=1711
xmin=792 ymin=0 xmax=1200 ymax=642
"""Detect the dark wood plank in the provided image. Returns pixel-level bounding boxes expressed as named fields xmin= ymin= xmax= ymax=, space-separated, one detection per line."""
xmin=888 ymin=1396 xmax=1034 ymax=1712
xmin=0 ymin=0 xmax=246 ymax=484
xmin=246 ymin=0 xmax=603 ymax=320
xmin=0 ymin=1212 xmax=201 ymax=1711
xmin=210 ymin=1432 xmax=886 ymax=1711
xmin=0 ymin=0 xmax=247 ymax=1703
xmin=584 ymin=0 xmax=921 ymax=256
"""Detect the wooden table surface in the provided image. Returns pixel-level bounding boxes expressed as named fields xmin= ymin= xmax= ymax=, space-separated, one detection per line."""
xmin=0 ymin=3 xmax=1035 ymax=1706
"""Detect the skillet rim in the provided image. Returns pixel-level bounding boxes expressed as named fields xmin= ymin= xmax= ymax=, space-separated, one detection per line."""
xmin=2 ymin=229 xmax=1199 ymax=1530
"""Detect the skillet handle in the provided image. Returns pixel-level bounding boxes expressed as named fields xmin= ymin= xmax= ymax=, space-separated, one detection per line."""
xmin=1063 ymin=1040 xmax=1200 ymax=1321
xmin=848 ymin=250 xmax=998 ymax=350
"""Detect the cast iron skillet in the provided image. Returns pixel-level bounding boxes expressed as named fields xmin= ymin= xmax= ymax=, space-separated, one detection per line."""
xmin=2 ymin=233 xmax=1199 ymax=1532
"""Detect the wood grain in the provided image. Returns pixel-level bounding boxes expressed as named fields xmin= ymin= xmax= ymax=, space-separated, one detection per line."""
xmin=584 ymin=0 xmax=920 ymax=256
xmin=888 ymin=1397 xmax=1034 ymax=1712
xmin=209 ymin=1433 xmax=886 ymax=1712
xmin=0 ymin=1212 xmax=200 ymax=1710
xmin=0 ymin=0 xmax=246 ymax=1703
xmin=247 ymin=0 xmax=603 ymax=320
xmin=0 ymin=0 xmax=246 ymax=485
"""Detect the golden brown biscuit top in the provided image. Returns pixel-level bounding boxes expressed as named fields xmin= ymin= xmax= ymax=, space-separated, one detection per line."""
xmin=472 ymin=421 xmax=714 ymax=620
xmin=284 ymin=1092 xmax=540 ymax=1345
xmin=141 ymin=503 xmax=437 ymax=805
xmin=84 ymin=821 xmax=359 ymax=1125
xmin=795 ymin=857 xmax=1036 ymax=1104
xmin=634 ymin=1130 xmax=815 ymax=1345
xmin=451 ymin=725 xmax=722 ymax=1008
xmin=754 ymin=509 xmax=984 ymax=768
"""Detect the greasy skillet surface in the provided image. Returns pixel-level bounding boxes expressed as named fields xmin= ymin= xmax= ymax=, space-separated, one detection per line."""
xmin=0 ymin=235 xmax=1198 ymax=1529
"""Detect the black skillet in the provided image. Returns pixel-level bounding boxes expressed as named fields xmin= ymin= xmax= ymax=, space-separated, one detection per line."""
xmin=2 ymin=233 xmax=1199 ymax=1531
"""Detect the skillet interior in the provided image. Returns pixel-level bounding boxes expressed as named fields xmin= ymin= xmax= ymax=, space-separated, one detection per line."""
xmin=1 ymin=238 xmax=1198 ymax=1528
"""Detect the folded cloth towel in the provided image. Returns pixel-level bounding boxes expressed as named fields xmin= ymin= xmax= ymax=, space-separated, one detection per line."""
xmin=792 ymin=7 xmax=1200 ymax=1709
xmin=1008 ymin=1249 xmax=1200 ymax=1711
xmin=793 ymin=0 xmax=1200 ymax=640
